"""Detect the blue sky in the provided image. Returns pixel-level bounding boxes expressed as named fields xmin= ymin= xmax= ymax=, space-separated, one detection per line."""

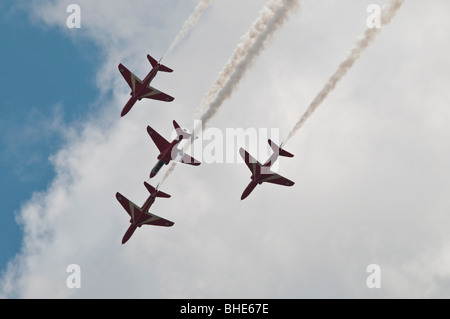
xmin=0 ymin=2 xmax=99 ymax=272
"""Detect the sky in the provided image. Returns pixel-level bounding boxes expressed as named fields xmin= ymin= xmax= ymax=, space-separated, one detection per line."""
xmin=0 ymin=1 xmax=100 ymax=272
xmin=1 ymin=0 xmax=450 ymax=298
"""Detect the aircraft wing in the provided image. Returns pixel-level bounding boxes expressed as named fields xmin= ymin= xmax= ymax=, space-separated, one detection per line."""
xmin=180 ymin=153 xmax=201 ymax=166
xmin=116 ymin=192 xmax=141 ymax=224
xmin=239 ymin=148 xmax=263 ymax=176
xmin=137 ymin=85 xmax=174 ymax=102
xmin=137 ymin=211 xmax=174 ymax=227
xmin=147 ymin=125 xmax=171 ymax=154
xmin=259 ymin=173 xmax=295 ymax=187
xmin=118 ymin=63 xmax=141 ymax=95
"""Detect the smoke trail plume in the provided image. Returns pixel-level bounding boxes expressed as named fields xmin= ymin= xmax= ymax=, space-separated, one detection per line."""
xmin=160 ymin=162 xmax=177 ymax=184
xmin=166 ymin=0 xmax=212 ymax=55
xmin=194 ymin=0 xmax=299 ymax=124
xmin=285 ymin=0 xmax=405 ymax=142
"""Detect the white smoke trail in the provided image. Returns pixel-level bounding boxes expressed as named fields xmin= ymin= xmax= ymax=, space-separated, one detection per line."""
xmin=166 ymin=0 xmax=212 ymax=55
xmin=194 ymin=0 xmax=299 ymax=122
xmin=285 ymin=0 xmax=406 ymax=142
xmin=161 ymin=162 xmax=177 ymax=184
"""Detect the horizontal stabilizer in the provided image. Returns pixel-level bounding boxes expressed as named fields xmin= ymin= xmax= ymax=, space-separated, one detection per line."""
xmin=158 ymin=64 xmax=173 ymax=73
xmin=268 ymin=139 xmax=294 ymax=158
xmin=147 ymin=54 xmax=173 ymax=73
xmin=144 ymin=182 xmax=171 ymax=198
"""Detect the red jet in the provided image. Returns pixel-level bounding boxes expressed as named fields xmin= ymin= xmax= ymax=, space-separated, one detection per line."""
xmin=118 ymin=54 xmax=174 ymax=117
xmin=240 ymin=139 xmax=295 ymax=200
xmin=116 ymin=182 xmax=173 ymax=244
xmin=147 ymin=120 xmax=201 ymax=178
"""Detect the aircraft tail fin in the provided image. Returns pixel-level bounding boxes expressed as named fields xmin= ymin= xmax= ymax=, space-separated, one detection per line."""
xmin=173 ymin=120 xmax=191 ymax=140
xmin=147 ymin=54 xmax=173 ymax=73
xmin=268 ymin=139 xmax=294 ymax=158
xmin=144 ymin=182 xmax=171 ymax=198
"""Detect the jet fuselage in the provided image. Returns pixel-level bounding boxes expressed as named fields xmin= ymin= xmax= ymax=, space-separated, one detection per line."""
xmin=150 ymin=136 xmax=183 ymax=178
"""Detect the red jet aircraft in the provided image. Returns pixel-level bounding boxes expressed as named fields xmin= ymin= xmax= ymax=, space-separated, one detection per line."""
xmin=118 ymin=54 xmax=174 ymax=117
xmin=240 ymin=139 xmax=295 ymax=200
xmin=147 ymin=120 xmax=201 ymax=178
xmin=116 ymin=182 xmax=173 ymax=244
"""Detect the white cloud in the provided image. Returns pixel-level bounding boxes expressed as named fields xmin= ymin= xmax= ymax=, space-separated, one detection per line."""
xmin=2 ymin=0 xmax=450 ymax=298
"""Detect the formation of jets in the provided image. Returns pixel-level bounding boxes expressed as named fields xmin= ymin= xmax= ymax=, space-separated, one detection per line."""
xmin=116 ymin=53 xmax=294 ymax=244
